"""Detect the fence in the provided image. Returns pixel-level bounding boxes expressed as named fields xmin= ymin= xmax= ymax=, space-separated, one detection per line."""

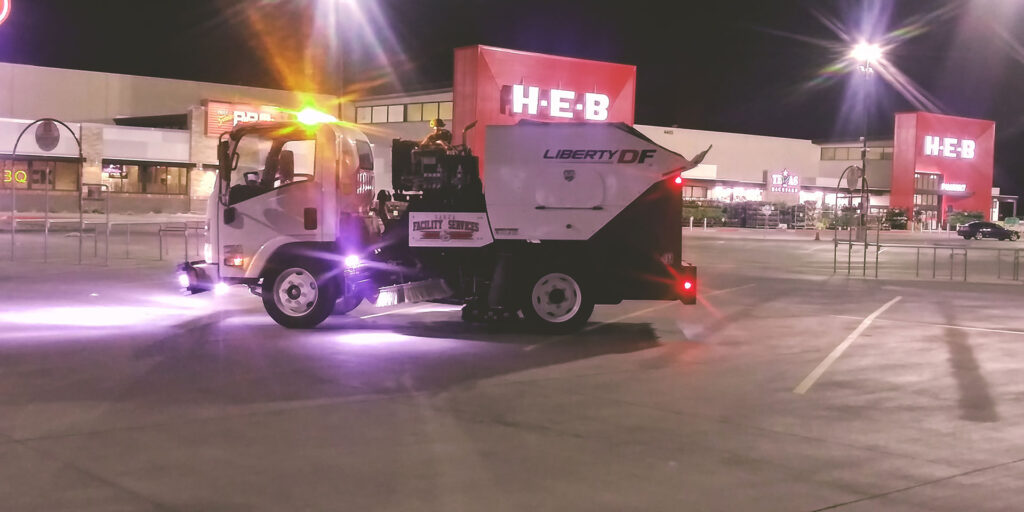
xmin=834 ymin=232 xmax=1023 ymax=282
xmin=4 ymin=217 xmax=205 ymax=266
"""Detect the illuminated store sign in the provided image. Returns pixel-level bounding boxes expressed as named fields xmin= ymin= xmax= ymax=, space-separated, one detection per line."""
xmin=205 ymin=101 xmax=290 ymax=137
xmin=923 ymin=135 xmax=975 ymax=159
xmin=103 ymin=163 xmax=126 ymax=178
xmin=503 ymin=84 xmax=611 ymax=121
xmin=3 ymin=169 xmax=27 ymax=184
xmin=769 ymin=170 xmax=799 ymax=193
xmin=940 ymin=182 xmax=967 ymax=192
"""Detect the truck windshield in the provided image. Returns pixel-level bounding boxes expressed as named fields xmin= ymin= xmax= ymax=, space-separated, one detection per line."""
xmin=232 ymin=135 xmax=316 ymax=189
xmin=223 ymin=133 xmax=317 ymax=205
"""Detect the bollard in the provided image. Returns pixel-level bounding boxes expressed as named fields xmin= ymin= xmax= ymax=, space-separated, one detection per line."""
xmin=689 ymin=216 xmax=693 ymax=231
xmin=703 ymin=218 xmax=707 ymax=231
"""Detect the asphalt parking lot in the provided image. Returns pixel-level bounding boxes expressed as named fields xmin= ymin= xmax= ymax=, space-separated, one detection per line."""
xmin=2 ymin=230 xmax=1024 ymax=511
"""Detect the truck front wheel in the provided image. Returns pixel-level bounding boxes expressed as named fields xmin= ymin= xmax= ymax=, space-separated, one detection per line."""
xmin=263 ymin=263 xmax=338 ymax=329
xmin=522 ymin=270 xmax=594 ymax=333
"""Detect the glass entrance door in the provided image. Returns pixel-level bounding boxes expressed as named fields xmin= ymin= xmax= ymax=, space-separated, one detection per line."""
xmin=913 ymin=172 xmax=941 ymax=230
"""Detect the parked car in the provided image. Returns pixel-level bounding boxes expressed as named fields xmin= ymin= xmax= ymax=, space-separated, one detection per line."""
xmin=957 ymin=221 xmax=1021 ymax=241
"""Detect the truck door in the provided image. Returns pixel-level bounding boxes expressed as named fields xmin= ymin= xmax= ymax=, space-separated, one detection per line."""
xmin=217 ymin=133 xmax=324 ymax=276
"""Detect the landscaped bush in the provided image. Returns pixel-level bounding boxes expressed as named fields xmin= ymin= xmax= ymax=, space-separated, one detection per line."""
xmin=883 ymin=207 xmax=908 ymax=230
xmin=948 ymin=210 xmax=984 ymax=226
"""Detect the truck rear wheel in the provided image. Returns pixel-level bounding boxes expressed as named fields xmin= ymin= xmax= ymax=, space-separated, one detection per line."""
xmin=522 ymin=270 xmax=593 ymax=333
xmin=263 ymin=263 xmax=338 ymax=329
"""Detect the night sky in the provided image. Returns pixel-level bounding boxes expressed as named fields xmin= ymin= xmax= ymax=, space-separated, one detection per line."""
xmin=1 ymin=0 xmax=1022 ymax=194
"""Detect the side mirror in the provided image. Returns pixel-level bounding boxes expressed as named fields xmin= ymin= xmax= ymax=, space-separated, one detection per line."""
xmin=223 ymin=206 xmax=236 ymax=225
xmin=217 ymin=140 xmax=232 ymax=182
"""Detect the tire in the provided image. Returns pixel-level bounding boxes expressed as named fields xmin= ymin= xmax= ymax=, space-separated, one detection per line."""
xmin=973 ymin=233 xmax=982 ymax=240
xmin=1013 ymin=233 xmax=1021 ymax=242
xmin=262 ymin=262 xmax=339 ymax=329
xmin=962 ymin=235 xmax=972 ymax=240
xmin=522 ymin=270 xmax=594 ymax=333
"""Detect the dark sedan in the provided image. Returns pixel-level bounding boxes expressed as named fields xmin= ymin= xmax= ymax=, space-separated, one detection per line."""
xmin=957 ymin=221 xmax=1020 ymax=241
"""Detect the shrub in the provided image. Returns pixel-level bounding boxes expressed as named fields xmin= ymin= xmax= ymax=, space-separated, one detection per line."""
xmin=883 ymin=207 xmax=908 ymax=230
xmin=949 ymin=210 xmax=984 ymax=226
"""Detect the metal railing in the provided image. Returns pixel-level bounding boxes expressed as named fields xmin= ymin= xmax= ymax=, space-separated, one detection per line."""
xmin=834 ymin=230 xmax=1023 ymax=282
xmin=5 ymin=216 xmax=204 ymax=266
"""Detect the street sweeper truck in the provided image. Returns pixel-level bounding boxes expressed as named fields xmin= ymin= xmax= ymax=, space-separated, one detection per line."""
xmin=179 ymin=113 xmax=706 ymax=331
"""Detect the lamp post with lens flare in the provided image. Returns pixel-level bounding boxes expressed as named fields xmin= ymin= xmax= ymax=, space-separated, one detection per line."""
xmin=850 ymin=42 xmax=882 ymax=234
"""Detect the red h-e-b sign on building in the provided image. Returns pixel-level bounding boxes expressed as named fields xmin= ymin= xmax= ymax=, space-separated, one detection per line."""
xmin=452 ymin=45 xmax=637 ymax=181
xmin=892 ymin=112 xmax=996 ymax=221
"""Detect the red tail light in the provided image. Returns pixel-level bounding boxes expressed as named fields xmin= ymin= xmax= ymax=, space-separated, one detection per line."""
xmin=683 ymin=280 xmax=693 ymax=290
xmin=674 ymin=176 xmax=683 ymax=184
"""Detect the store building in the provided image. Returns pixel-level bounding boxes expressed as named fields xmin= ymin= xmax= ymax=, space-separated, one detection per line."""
xmin=1 ymin=47 xmax=1014 ymax=224
xmin=0 ymin=61 xmax=334 ymax=214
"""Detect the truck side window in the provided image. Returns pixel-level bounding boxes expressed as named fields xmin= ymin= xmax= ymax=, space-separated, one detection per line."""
xmin=356 ymin=140 xmax=374 ymax=170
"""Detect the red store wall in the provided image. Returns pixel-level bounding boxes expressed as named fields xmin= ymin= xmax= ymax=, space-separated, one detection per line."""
xmin=452 ymin=45 xmax=637 ymax=182
xmin=892 ymin=112 xmax=996 ymax=221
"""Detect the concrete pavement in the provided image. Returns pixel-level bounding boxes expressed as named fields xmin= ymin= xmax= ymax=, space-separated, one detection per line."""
xmin=1 ymin=235 xmax=1024 ymax=510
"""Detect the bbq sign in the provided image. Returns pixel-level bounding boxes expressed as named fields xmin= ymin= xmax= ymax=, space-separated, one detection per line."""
xmin=409 ymin=212 xmax=494 ymax=247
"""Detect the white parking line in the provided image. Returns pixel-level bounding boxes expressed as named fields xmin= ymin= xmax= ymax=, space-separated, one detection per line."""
xmin=794 ymin=296 xmax=902 ymax=395
xmin=831 ymin=315 xmax=1024 ymax=336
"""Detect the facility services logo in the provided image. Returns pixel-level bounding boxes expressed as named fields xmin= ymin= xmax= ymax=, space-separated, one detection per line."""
xmin=0 ymin=0 xmax=10 ymax=26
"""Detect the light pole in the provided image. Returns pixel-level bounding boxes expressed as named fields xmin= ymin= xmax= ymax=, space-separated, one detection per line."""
xmin=850 ymin=42 xmax=882 ymax=235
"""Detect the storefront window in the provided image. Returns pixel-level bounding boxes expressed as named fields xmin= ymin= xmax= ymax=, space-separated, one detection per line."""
xmin=0 ymin=159 xmax=79 ymax=191
xmin=422 ymin=102 xmax=439 ymax=121
xmin=682 ymin=185 xmax=707 ymax=199
xmin=102 ymin=161 xmax=189 ymax=195
xmin=709 ymin=186 xmax=763 ymax=203
xmin=438 ymin=101 xmax=453 ymax=120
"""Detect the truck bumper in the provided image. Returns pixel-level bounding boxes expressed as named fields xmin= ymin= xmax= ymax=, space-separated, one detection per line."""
xmin=177 ymin=261 xmax=218 ymax=294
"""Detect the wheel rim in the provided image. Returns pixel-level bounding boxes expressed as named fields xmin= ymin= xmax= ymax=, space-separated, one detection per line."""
xmin=531 ymin=273 xmax=582 ymax=323
xmin=273 ymin=268 xmax=319 ymax=317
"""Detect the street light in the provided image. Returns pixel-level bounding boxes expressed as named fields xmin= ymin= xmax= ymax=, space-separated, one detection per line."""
xmin=850 ymin=42 xmax=883 ymax=67
xmin=851 ymin=41 xmax=883 ymax=236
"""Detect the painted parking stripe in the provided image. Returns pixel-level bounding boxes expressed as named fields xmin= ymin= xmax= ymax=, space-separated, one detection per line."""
xmin=831 ymin=315 xmax=1024 ymax=336
xmin=794 ymin=296 xmax=902 ymax=395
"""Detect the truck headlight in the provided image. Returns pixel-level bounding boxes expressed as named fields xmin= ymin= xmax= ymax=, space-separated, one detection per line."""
xmin=343 ymin=254 xmax=361 ymax=268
